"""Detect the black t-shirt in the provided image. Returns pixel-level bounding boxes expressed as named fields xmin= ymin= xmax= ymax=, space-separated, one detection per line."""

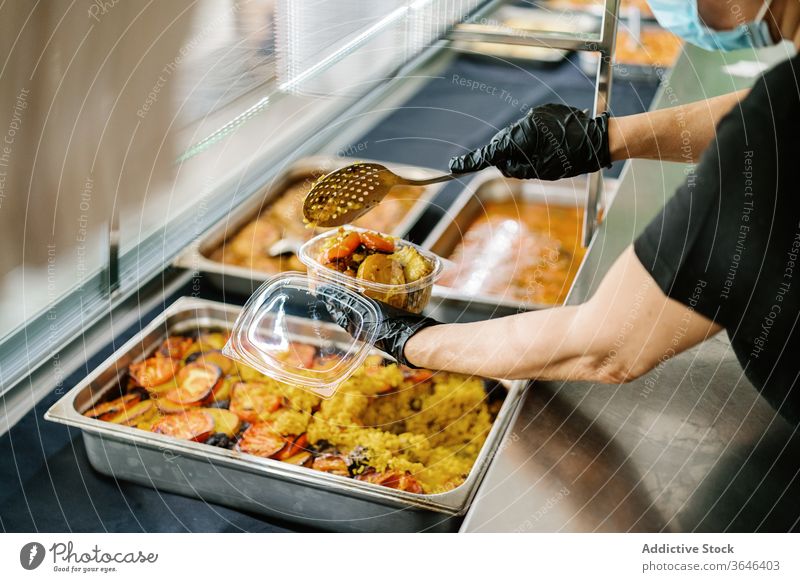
xmin=634 ymin=54 xmax=800 ymax=425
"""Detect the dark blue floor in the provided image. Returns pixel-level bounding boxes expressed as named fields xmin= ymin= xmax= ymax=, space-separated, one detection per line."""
xmin=0 ymin=53 xmax=660 ymax=532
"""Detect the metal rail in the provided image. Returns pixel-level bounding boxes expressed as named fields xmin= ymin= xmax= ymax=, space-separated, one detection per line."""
xmin=448 ymin=0 xmax=620 ymax=246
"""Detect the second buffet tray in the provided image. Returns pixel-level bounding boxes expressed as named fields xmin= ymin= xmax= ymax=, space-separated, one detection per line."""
xmin=175 ymin=156 xmax=446 ymax=296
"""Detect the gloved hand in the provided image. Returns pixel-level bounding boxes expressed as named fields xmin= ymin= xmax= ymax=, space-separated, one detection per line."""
xmin=449 ymin=103 xmax=612 ymax=180
xmin=317 ymin=285 xmax=439 ymax=368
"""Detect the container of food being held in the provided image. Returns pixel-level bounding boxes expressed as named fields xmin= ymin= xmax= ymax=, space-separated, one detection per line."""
xmin=298 ymin=226 xmax=444 ymax=315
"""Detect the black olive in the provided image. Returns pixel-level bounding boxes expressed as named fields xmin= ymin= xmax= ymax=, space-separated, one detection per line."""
xmin=183 ymin=351 xmax=205 ymax=364
xmin=309 ymin=439 xmax=338 ymax=455
xmin=345 ymin=445 xmax=371 ymax=476
xmin=204 ymin=433 xmax=233 ymax=449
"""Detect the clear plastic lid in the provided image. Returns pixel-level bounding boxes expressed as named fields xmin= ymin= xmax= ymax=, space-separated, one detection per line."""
xmin=222 ymin=273 xmax=381 ymax=398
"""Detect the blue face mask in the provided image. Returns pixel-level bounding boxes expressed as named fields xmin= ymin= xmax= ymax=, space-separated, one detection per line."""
xmin=647 ymin=0 xmax=775 ymax=51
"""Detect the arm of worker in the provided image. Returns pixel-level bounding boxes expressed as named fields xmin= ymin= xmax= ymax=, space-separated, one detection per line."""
xmin=400 ymin=246 xmax=723 ymax=382
xmin=607 ymin=89 xmax=748 ymax=164
xmin=449 ymin=91 xmax=747 ymax=180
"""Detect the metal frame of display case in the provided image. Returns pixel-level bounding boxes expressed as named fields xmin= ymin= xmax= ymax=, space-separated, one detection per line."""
xmin=448 ymin=0 xmax=620 ymax=246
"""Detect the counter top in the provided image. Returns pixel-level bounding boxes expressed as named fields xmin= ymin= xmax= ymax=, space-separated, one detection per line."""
xmin=461 ymin=43 xmax=800 ymax=532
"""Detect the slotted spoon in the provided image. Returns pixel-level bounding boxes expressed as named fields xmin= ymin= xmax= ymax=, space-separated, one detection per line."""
xmin=302 ymin=162 xmax=457 ymax=227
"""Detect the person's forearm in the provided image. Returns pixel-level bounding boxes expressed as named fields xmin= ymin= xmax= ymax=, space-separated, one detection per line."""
xmin=403 ymin=247 xmax=722 ymax=383
xmin=404 ymin=306 xmax=603 ymax=381
xmin=607 ymin=89 xmax=748 ymax=163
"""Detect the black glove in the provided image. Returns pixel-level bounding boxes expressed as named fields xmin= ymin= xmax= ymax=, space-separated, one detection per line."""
xmin=449 ymin=103 xmax=612 ymax=180
xmin=317 ymin=285 xmax=439 ymax=368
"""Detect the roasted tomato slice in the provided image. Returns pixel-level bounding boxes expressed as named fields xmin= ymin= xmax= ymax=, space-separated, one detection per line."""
xmin=322 ymin=231 xmax=362 ymax=263
xmin=236 ymin=423 xmax=286 ymax=458
xmin=312 ymin=353 xmax=342 ymax=371
xmin=359 ymin=231 xmax=395 ymax=253
xmin=191 ymin=350 xmax=235 ymax=375
xmin=358 ymin=470 xmax=423 ymax=493
xmin=154 ymin=395 xmax=195 ymax=414
xmin=106 ymin=400 xmax=156 ymax=426
xmin=311 ymin=454 xmax=350 ymax=476
xmin=152 ymin=410 xmax=214 ymax=442
xmin=157 ymin=336 xmax=195 ymax=360
xmin=229 ymin=382 xmax=283 ymax=423
xmin=166 ymin=362 xmax=222 ymax=405
xmin=401 ymin=367 xmax=434 ymax=384
xmin=279 ymin=343 xmax=316 ymax=369
xmin=129 ymin=356 xmax=176 ymax=388
xmin=83 ymin=393 xmax=141 ymax=420
xmin=273 ymin=433 xmax=309 ymax=461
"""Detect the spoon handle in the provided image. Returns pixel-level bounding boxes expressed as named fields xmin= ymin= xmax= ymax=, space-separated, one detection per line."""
xmin=400 ymin=173 xmax=459 ymax=186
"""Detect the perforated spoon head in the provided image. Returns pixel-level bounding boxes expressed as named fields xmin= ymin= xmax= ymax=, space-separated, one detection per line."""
xmin=302 ymin=163 xmax=400 ymax=227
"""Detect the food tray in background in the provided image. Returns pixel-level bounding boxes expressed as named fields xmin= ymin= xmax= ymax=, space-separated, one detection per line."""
xmin=423 ymin=171 xmax=618 ymax=315
xmin=579 ymin=26 xmax=683 ymax=82
xmin=174 ymin=156 xmax=445 ymax=296
xmin=452 ymin=6 xmax=599 ymax=64
xmin=538 ymin=0 xmax=656 ymax=20
xmin=45 ymin=297 xmax=526 ymax=533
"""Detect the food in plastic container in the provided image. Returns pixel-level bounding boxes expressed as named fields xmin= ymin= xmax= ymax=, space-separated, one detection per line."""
xmin=298 ymin=226 xmax=444 ymax=314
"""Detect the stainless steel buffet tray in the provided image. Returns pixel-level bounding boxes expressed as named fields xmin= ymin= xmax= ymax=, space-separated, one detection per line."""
xmin=423 ymin=171 xmax=617 ymax=314
xmin=174 ymin=156 xmax=444 ymax=296
xmin=45 ymin=297 xmax=526 ymax=532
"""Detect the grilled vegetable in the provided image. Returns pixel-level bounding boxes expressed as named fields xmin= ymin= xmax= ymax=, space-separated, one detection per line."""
xmin=83 ymin=393 xmax=141 ymax=420
xmin=203 ymin=407 xmax=241 ymax=437
xmin=390 ymin=244 xmax=432 ymax=282
xmin=135 ymin=409 xmax=164 ymax=431
xmin=185 ymin=350 xmax=235 ymax=375
xmin=273 ymin=433 xmax=309 ymax=461
xmin=157 ymin=337 xmax=195 ymax=360
xmin=322 ymin=231 xmax=362 ymax=263
xmin=359 ymin=231 xmax=395 ymax=253
xmin=236 ymin=423 xmax=286 ymax=458
xmin=311 ymin=454 xmax=350 ymax=476
xmin=401 ymin=367 xmax=434 ymax=384
xmin=145 ymin=379 xmax=179 ymax=396
xmin=152 ymin=410 xmax=215 ymax=442
xmin=129 ymin=357 xmax=176 ymax=388
xmin=166 ymin=362 xmax=222 ymax=405
xmin=277 ymin=342 xmax=316 ymax=370
xmin=210 ymin=375 xmax=237 ymax=404
xmin=237 ymin=363 xmax=267 ymax=382
xmin=106 ymin=400 xmax=156 ymax=426
xmin=356 ymin=254 xmax=405 ymax=286
xmin=357 ymin=470 xmax=423 ymax=493
xmin=198 ymin=333 xmax=228 ymax=350
xmin=154 ymin=395 xmax=196 ymax=414
xmin=229 ymin=382 xmax=283 ymax=423
xmin=282 ymin=451 xmax=313 ymax=466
